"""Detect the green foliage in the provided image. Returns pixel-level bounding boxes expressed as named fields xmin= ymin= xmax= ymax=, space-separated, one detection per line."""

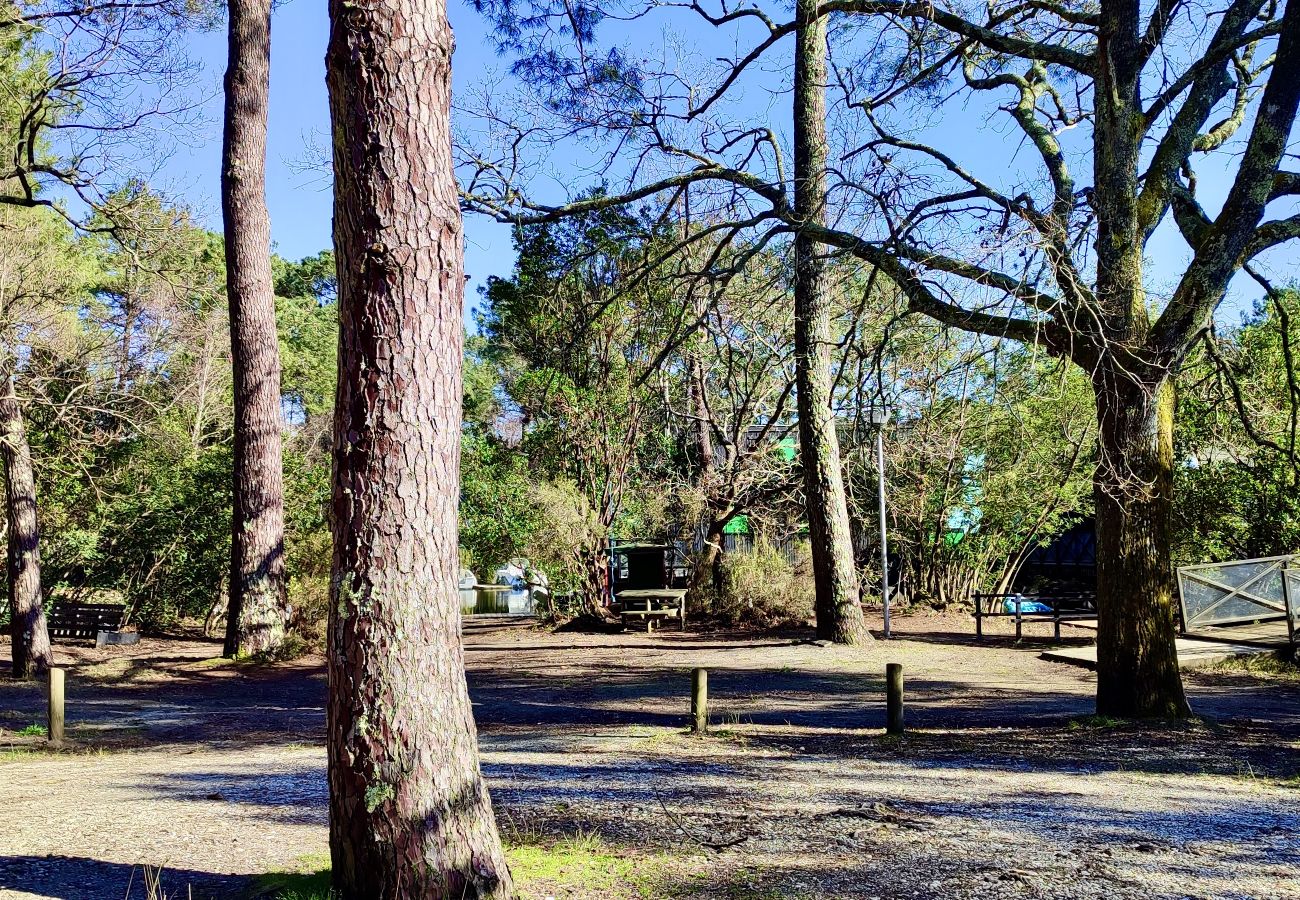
xmin=462 ymin=335 xmax=502 ymax=431
xmin=472 ymin=204 xmax=687 ymax=606
xmin=92 ymin=442 xmax=233 ymax=628
xmin=1176 ymin=291 xmax=1300 ymax=563
xmin=459 ymin=434 xmax=544 ymax=579
xmin=273 ymin=251 xmax=336 ymax=302
xmin=849 ymin=326 xmax=1096 ymax=607
xmin=277 ymin=292 xmax=338 ymax=426
xmin=275 ymin=252 xmax=339 ymax=429
xmin=710 ymin=541 xmax=816 ymax=627
xmin=0 ymin=189 xmax=337 ymax=632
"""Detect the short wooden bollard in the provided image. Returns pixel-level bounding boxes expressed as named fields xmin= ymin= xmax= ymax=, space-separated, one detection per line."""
xmin=691 ymin=667 xmax=708 ymax=733
xmin=886 ymin=663 xmax=904 ymax=735
xmin=47 ymin=667 xmax=65 ymax=746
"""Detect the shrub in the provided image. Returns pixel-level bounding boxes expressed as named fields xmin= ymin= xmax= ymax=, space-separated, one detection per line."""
xmin=711 ymin=540 xmax=815 ymax=627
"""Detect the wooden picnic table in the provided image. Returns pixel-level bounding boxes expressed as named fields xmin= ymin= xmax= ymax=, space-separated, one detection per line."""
xmin=616 ymin=588 xmax=687 ymax=632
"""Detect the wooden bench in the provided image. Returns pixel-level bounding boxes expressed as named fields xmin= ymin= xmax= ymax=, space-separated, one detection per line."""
xmin=972 ymin=592 xmax=1095 ymax=641
xmin=617 ymin=589 xmax=687 ymax=633
xmin=48 ymin=603 xmax=127 ymax=642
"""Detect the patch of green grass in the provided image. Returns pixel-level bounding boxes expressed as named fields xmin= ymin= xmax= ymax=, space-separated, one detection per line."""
xmin=250 ymin=854 xmax=331 ymax=899
xmin=507 ymin=830 xmax=679 ymax=899
xmin=16 ymin=723 xmax=46 ymax=737
xmin=1067 ymin=714 xmax=1124 ymax=730
xmin=625 ymin=725 xmax=678 ymax=749
xmin=190 ymin=655 xmax=243 ymax=670
xmin=254 ymin=838 xmax=684 ymax=900
xmin=0 ymin=747 xmax=39 ymax=763
xmin=1205 ymin=652 xmax=1300 ymax=680
xmin=0 ymin=744 xmax=120 ymax=763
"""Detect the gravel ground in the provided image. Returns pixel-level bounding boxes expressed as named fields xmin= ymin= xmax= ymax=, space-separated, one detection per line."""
xmin=0 ymin=612 xmax=1296 ymax=899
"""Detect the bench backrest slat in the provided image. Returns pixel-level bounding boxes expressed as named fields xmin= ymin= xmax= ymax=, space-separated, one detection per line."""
xmin=47 ymin=603 xmax=126 ymax=640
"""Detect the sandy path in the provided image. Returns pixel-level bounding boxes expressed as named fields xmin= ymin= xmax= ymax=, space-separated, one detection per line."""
xmin=0 ymin=614 xmax=1296 ymax=899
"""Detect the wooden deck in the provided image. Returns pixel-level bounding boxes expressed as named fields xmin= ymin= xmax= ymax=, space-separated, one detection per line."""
xmin=1049 ymin=616 xmax=1293 ymax=671
xmin=1063 ymin=616 xmax=1293 ymax=649
xmin=1184 ymin=618 xmax=1293 ymax=649
xmin=1043 ymin=637 xmax=1271 ymax=670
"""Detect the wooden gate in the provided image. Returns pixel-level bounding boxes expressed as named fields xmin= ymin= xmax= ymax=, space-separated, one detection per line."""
xmin=1177 ymin=555 xmax=1296 ymax=643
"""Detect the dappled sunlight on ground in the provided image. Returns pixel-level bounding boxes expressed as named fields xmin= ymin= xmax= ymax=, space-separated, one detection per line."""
xmin=0 ymin=613 xmax=1297 ymax=898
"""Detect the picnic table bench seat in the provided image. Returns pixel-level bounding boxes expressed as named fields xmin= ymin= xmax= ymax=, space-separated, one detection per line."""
xmin=616 ymin=589 xmax=687 ymax=633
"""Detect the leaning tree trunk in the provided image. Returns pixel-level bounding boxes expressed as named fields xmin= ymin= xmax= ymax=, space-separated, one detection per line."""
xmin=685 ymin=346 xmax=726 ymax=610
xmin=221 ymin=0 xmax=288 ymax=658
xmin=793 ymin=0 xmax=870 ymax=644
xmin=688 ymin=516 xmax=727 ymax=613
xmin=1092 ymin=369 xmax=1189 ymax=718
xmin=579 ymin=544 xmax=613 ymax=620
xmin=324 ymin=0 xmax=513 ymax=895
xmin=0 ymin=376 xmax=51 ymax=680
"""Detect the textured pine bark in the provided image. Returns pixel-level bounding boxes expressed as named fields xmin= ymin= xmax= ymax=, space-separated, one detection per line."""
xmin=0 ymin=376 xmax=51 ymax=680
xmin=221 ymin=0 xmax=287 ymax=658
xmin=793 ymin=0 xmax=870 ymax=645
xmin=325 ymin=0 xmax=514 ymax=894
xmin=1092 ymin=371 xmax=1190 ymax=718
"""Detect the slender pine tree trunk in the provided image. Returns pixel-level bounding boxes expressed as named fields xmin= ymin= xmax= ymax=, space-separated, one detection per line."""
xmin=1092 ymin=369 xmax=1189 ymax=717
xmin=0 ymin=375 xmax=51 ymax=680
xmin=222 ymin=0 xmax=288 ymax=658
xmin=793 ymin=0 xmax=870 ymax=644
xmin=686 ymin=347 xmax=727 ymax=608
xmin=325 ymin=0 xmax=513 ymax=894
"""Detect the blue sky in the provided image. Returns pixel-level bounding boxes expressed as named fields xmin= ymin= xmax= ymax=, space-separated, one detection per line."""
xmin=157 ymin=0 xmax=1290 ymax=327
xmin=158 ymin=0 xmax=514 ymax=321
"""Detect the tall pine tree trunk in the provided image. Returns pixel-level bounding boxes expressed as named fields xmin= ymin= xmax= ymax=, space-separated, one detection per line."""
xmin=1092 ymin=368 xmax=1189 ymax=717
xmin=325 ymin=0 xmax=513 ymax=894
xmin=0 ymin=375 xmax=51 ymax=680
xmin=793 ymin=0 xmax=870 ymax=644
xmin=222 ymin=0 xmax=288 ymax=658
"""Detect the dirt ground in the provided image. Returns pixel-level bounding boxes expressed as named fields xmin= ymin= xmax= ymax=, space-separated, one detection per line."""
xmin=0 ymin=611 xmax=1297 ymax=899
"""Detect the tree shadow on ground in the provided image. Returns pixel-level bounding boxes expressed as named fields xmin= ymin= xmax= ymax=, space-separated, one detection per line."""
xmin=742 ymin=716 xmax=1300 ymax=778
xmin=892 ymin=627 xmax=1096 ymax=649
xmin=2 ymin=623 xmax=1297 ymax=753
xmin=499 ymin=787 xmax=1300 ymax=900
xmin=0 ymin=855 xmax=249 ymax=899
